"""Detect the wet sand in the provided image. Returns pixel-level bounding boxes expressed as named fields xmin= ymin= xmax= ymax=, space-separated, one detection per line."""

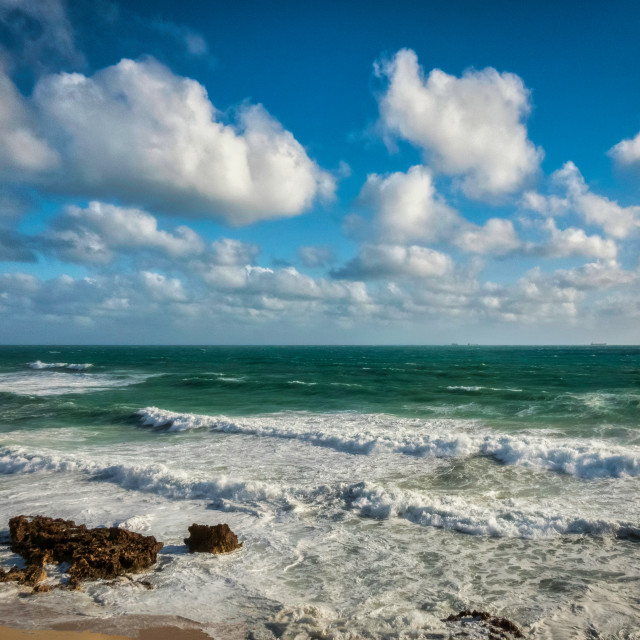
xmin=0 ymin=625 xmax=212 ymax=639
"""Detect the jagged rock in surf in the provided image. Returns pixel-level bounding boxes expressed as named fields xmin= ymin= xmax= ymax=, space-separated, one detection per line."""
xmin=0 ymin=564 xmax=46 ymax=587
xmin=443 ymin=609 xmax=524 ymax=638
xmin=6 ymin=515 xmax=163 ymax=588
xmin=184 ymin=523 xmax=242 ymax=554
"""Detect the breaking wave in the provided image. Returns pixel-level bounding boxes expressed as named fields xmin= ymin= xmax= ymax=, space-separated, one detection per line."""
xmin=28 ymin=361 xmax=93 ymax=371
xmin=344 ymin=482 xmax=640 ymax=539
xmin=1 ymin=445 xmax=638 ymax=540
xmin=136 ymin=407 xmax=640 ymax=479
xmin=0 ymin=371 xmax=150 ymax=396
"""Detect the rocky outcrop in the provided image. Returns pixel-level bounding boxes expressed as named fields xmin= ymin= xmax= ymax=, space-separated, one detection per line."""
xmin=184 ymin=523 xmax=242 ymax=554
xmin=5 ymin=515 xmax=163 ymax=590
xmin=443 ymin=609 xmax=524 ymax=638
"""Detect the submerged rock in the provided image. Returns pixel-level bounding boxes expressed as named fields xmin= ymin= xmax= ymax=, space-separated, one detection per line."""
xmin=184 ymin=523 xmax=242 ymax=554
xmin=443 ymin=609 xmax=524 ymax=638
xmin=6 ymin=515 xmax=163 ymax=587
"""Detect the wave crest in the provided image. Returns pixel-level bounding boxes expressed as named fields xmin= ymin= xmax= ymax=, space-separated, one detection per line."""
xmin=136 ymin=407 xmax=640 ymax=479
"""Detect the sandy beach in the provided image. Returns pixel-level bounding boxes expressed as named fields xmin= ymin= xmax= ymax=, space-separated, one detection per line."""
xmin=0 ymin=624 xmax=212 ymax=640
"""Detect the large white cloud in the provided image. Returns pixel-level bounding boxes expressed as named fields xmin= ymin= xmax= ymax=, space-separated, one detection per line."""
xmin=377 ymin=49 xmax=542 ymax=200
xmin=31 ymin=58 xmax=334 ymax=223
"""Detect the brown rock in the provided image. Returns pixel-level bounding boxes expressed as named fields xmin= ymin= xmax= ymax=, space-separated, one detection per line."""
xmin=0 ymin=566 xmax=25 ymax=583
xmin=184 ymin=523 xmax=242 ymax=554
xmin=6 ymin=515 xmax=163 ymax=585
xmin=31 ymin=583 xmax=51 ymax=594
xmin=0 ymin=564 xmax=46 ymax=586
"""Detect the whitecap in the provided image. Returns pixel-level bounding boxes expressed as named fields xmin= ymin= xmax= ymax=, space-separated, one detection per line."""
xmin=136 ymin=407 xmax=640 ymax=479
xmin=0 ymin=371 xmax=148 ymax=396
xmin=2 ymin=445 xmax=638 ymax=540
xmin=343 ymin=481 xmax=640 ymax=539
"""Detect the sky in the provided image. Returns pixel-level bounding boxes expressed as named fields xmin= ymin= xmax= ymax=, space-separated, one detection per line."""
xmin=0 ymin=0 xmax=640 ymax=345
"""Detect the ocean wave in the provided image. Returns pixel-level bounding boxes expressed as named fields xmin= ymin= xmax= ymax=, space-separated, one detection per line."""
xmin=137 ymin=407 xmax=388 ymax=454
xmin=288 ymin=380 xmax=318 ymax=386
xmin=137 ymin=407 xmax=640 ymax=479
xmin=343 ymin=482 xmax=640 ymax=539
xmin=1 ymin=445 xmax=638 ymax=540
xmin=0 ymin=371 xmax=148 ymax=396
xmin=0 ymin=446 xmax=282 ymax=516
xmin=28 ymin=361 xmax=93 ymax=371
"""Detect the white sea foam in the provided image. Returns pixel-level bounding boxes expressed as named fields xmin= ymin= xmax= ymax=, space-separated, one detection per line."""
xmin=0 ymin=371 xmax=148 ymax=396
xmin=0 ymin=445 xmax=282 ymax=516
xmin=136 ymin=407 xmax=640 ymax=479
xmin=28 ymin=360 xmax=67 ymax=369
xmin=1 ymin=445 xmax=638 ymax=541
xmin=343 ymin=482 xmax=640 ymax=539
xmin=28 ymin=361 xmax=93 ymax=370
xmin=288 ymin=380 xmax=318 ymax=386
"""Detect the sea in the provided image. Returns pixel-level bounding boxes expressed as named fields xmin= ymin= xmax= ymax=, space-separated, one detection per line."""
xmin=0 ymin=345 xmax=639 ymax=639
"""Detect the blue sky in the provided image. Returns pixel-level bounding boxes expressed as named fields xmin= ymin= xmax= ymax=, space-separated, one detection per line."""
xmin=0 ymin=0 xmax=639 ymax=344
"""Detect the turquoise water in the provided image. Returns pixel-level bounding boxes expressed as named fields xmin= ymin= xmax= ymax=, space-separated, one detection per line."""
xmin=1 ymin=346 xmax=639 ymax=638
xmin=1 ymin=345 xmax=639 ymax=431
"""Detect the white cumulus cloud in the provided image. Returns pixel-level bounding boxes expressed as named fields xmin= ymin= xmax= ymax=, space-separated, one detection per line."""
xmin=609 ymin=130 xmax=640 ymax=166
xmin=454 ymin=218 xmax=521 ymax=256
xmin=361 ymin=166 xmax=522 ymax=256
xmin=32 ymin=58 xmax=334 ymax=223
xmin=525 ymin=162 xmax=640 ymax=239
xmin=47 ymin=201 xmax=205 ymax=263
xmin=377 ymin=49 xmax=542 ymax=200
xmin=535 ymin=219 xmax=617 ymax=260
xmin=361 ymin=165 xmax=458 ymax=243
xmin=334 ymin=243 xmax=454 ymax=280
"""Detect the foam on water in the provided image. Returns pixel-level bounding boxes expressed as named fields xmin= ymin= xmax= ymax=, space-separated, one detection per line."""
xmin=136 ymin=407 xmax=640 ymax=479
xmin=344 ymin=482 xmax=640 ymax=539
xmin=1 ymin=444 xmax=638 ymax=540
xmin=0 ymin=446 xmax=283 ymax=516
xmin=0 ymin=371 xmax=150 ymax=396
xmin=28 ymin=361 xmax=93 ymax=371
